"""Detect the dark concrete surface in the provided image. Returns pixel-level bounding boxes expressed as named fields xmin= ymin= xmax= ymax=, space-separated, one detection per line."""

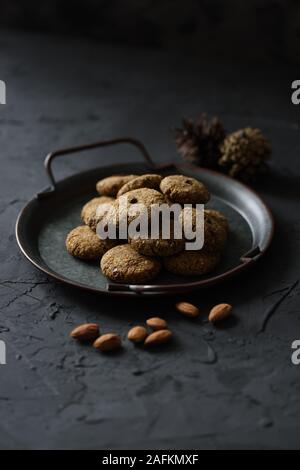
xmin=0 ymin=30 xmax=300 ymax=450
xmin=1 ymin=1 xmax=300 ymax=64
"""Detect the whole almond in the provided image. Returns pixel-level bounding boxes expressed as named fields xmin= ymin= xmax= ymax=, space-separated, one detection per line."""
xmin=93 ymin=333 xmax=121 ymax=352
xmin=144 ymin=329 xmax=172 ymax=346
xmin=146 ymin=317 xmax=167 ymax=330
xmin=70 ymin=323 xmax=99 ymax=341
xmin=175 ymin=302 xmax=199 ymax=318
xmin=128 ymin=326 xmax=148 ymax=343
xmin=208 ymin=303 xmax=232 ymax=323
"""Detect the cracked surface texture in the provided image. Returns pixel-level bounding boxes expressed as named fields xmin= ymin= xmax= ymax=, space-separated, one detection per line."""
xmin=0 ymin=30 xmax=300 ymax=449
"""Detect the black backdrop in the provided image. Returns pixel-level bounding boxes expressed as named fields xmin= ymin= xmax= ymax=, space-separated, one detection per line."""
xmin=1 ymin=0 xmax=299 ymax=64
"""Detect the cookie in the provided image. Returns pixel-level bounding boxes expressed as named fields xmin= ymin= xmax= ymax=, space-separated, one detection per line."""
xmin=66 ymin=225 xmax=117 ymax=260
xmin=160 ymin=174 xmax=210 ymax=204
xmin=164 ymin=250 xmax=220 ymax=276
xmin=205 ymin=209 xmax=229 ymax=233
xmin=179 ymin=207 xmax=228 ymax=253
xmin=101 ymin=244 xmax=161 ymax=284
xmin=96 ymin=175 xmax=137 ymax=197
xmin=123 ymin=188 xmax=166 ymax=210
xmin=81 ymin=196 xmax=114 ymax=231
xmin=117 ymin=174 xmax=163 ymax=197
xmin=204 ymin=209 xmax=228 ymax=252
xmin=128 ymin=219 xmax=185 ymax=257
xmin=98 ymin=188 xmax=167 ymax=236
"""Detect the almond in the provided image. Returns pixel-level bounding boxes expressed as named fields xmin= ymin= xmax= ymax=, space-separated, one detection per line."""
xmin=93 ymin=333 xmax=122 ymax=352
xmin=175 ymin=302 xmax=199 ymax=318
xmin=144 ymin=329 xmax=172 ymax=346
xmin=208 ymin=303 xmax=232 ymax=323
xmin=128 ymin=326 xmax=148 ymax=343
xmin=146 ymin=317 xmax=167 ymax=330
xmin=70 ymin=323 xmax=99 ymax=341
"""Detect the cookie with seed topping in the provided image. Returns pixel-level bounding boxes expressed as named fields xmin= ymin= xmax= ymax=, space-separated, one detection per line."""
xmin=205 ymin=209 xmax=229 ymax=233
xmin=164 ymin=249 xmax=220 ymax=276
xmin=128 ymin=220 xmax=185 ymax=257
xmin=98 ymin=188 xmax=167 ymax=237
xmin=117 ymin=174 xmax=162 ymax=197
xmin=180 ymin=207 xmax=228 ymax=253
xmin=66 ymin=225 xmax=117 ymax=260
xmin=81 ymin=196 xmax=115 ymax=231
xmin=101 ymin=244 xmax=161 ymax=283
xmin=96 ymin=175 xmax=137 ymax=197
xmin=160 ymin=174 xmax=210 ymax=204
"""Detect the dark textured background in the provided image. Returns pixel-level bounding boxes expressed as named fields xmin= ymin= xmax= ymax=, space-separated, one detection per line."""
xmin=1 ymin=0 xmax=300 ymax=63
xmin=0 ymin=1 xmax=300 ymax=451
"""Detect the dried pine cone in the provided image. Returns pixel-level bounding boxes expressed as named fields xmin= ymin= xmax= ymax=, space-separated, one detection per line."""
xmin=219 ymin=127 xmax=271 ymax=181
xmin=174 ymin=114 xmax=226 ymax=168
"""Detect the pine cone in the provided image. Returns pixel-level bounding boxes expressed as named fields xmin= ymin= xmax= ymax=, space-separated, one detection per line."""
xmin=174 ymin=114 xmax=226 ymax=168
xmin=219 ymin=127 xmax=271 ymax=181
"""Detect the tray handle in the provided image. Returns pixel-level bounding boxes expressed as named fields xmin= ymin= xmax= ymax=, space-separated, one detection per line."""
xmin=42 ymin=137 xmax=156 ymax=193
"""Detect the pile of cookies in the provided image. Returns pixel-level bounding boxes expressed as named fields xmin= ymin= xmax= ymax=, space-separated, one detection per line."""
xmin=65 ymin=173 xmax=229 ymax=284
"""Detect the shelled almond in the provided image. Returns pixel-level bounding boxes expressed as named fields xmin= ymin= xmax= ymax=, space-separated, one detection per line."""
xmin=175 ymin=302 xmax=200 ymax=318
xmin=144 ymin=329 xmax=172 ymax=346
xmin=146 ymin=317 xmax=167 ymax=330
xmin=93 ymin=333 xmax=122 ymax=352
xmin=128 ymin=326 xmax=148 ymax=343
xmin=70 ymin=323 xmax=99 ymax=341
xmin=208 ymin=303 xmax=232 ymax=323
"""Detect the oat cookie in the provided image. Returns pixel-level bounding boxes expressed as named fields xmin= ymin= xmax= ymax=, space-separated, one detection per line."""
xmin=205 ymin=209 xmax=229 ymax=233
xmin=129 ymin=221 xmax=185 ymax=257
xmin=96 ymin=175 xmax=137 ymax=197
xmin=204 ymin=209 xmax=228 ymax=252
xmin=164 ymin=250 xmax=219 ymax=276
xmin=66 ymin=225 xmax=116 ymax=260
xmin=123 ymin=188 xmax=166 ymax=210
xmin=101 ymin=244 xmax=161 ymax=283
xmin=180 ymin=207 xmax=228 ymax=253
xmin=160 ymin=174 xmax=210 ymax=204
xmin=99 ymin=188 xmax=167 ymax=235
xmin=117 ymin=174 xmax=163 ymax=197
xmin=81 ymin=196 xmax=114 ymax=231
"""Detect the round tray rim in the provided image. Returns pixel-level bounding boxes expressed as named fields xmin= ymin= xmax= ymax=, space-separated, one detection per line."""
xmin=15 ymin=164 xmax=275 ymax=297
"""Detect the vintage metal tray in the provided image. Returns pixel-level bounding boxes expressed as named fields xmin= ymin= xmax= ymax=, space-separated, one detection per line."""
xmin=16 ymin=138 xmax=274 ymax=296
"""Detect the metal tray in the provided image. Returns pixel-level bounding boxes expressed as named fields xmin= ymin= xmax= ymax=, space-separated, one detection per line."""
xmin=16 ymin=137 xmax=274 ymax=296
